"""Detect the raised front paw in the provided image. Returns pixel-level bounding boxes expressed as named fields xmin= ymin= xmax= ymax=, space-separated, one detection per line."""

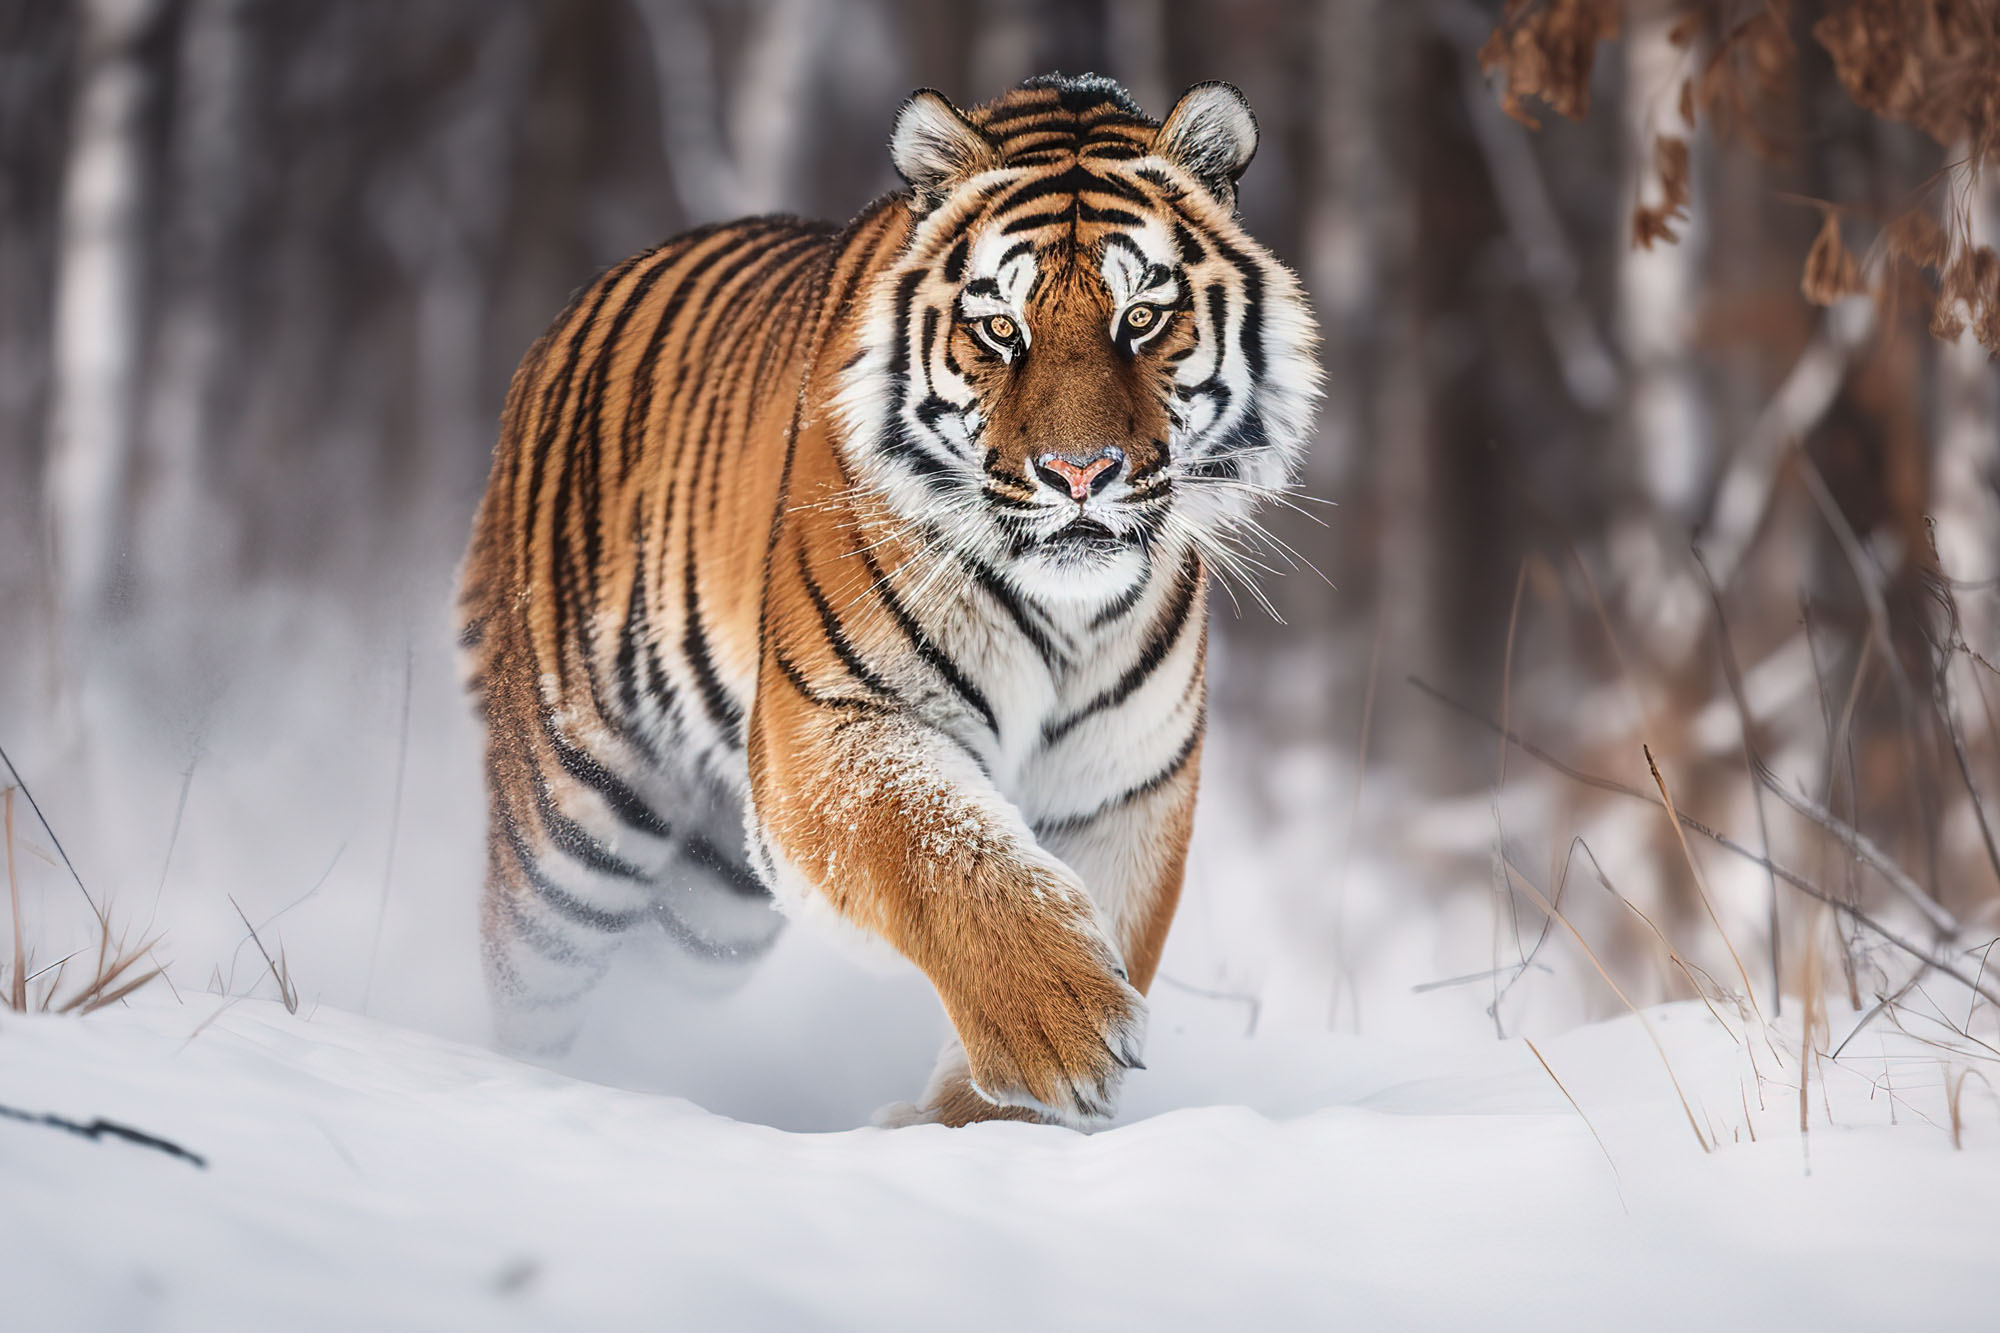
xmin=934 ymin=902 xmax=1147 ymax=1126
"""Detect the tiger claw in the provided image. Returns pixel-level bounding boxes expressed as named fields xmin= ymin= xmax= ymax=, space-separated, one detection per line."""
xmin=1106 ymin=1034 xmax=1146 ymax=1071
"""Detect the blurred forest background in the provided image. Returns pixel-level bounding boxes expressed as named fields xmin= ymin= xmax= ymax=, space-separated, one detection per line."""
xmin=3 ymin=0 xmax=1999 ymax=1087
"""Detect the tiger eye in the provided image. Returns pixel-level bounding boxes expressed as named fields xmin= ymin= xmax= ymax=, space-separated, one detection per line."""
xmin=1126 ymin=306 xmax=1155 ymax=330
xmin=986 ymin=315 xmax=1017 ymax=342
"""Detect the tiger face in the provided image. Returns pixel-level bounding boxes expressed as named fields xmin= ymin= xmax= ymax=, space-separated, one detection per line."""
xmin=835 ymin=75 xmax=1321 ymax=607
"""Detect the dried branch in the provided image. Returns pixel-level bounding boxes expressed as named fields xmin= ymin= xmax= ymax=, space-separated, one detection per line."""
xmin=1698 ymin=295 xmax=1874 ymax=591
xmin=1693 ymin=550 xmax=1783 ymax=1010
xmin=1407 ymin=676 xmax=2000 ymax=1008
xmin=1436 ymin=0 xmax=1621 ymax=410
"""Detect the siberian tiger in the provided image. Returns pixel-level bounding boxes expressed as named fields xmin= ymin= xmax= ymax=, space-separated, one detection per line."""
xmin=457 ymin=72 xmax=1320 ymax=1127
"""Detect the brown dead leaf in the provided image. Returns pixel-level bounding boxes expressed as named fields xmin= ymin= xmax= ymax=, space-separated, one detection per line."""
xmin=1885 ymin=207 xmax=1950 ymax=269
xmin=1802 ymin=211 xmax=1865 ymax=305
xmin=1633 ymin=135 xmax=1693 ymax=249
xmin=1480 ymin=0 xmax=1623 ymax=128
xmin=1815 ymin=0 xmax=2000 ymax=161
xmin=1938 ymin=241 xmax=2000 ymax=352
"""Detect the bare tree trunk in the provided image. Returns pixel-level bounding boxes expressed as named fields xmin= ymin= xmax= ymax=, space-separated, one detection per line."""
xmin=44 ymin=0 xmax=162 ymax=641
xmin=729 ymin=0 xmax=822 ymax=212
xmin=139 ymin=0 xmax=251 ymax=606
xmin=633 ymin=0 xmax=743 ymax=222
xmin=633 ymin=0 xmax=821 ymax=220
xmin=1933 ymin=151 xmax=2000 ymax=837
xmin=1612 ymin=6 xmax=1710 ymax=664
xmin=1933 ymin=152 xmax=2000 ymax=643
xmin=1316 ymin=1 xmax=1429 ymax=766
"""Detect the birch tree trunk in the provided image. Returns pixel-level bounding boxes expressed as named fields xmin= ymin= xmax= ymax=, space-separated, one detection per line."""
xmin=1932 ymin=153 xmax=2000 ymax=648
xmin=1305 ymin=0 xmax=1429 ymax=763
xmin=44 ymin=0 xmax=162 ymax=639
xmin=1933 ymin=152 xmax=2000 ymax=841
xmin=633 ymin=0 xmax=822 ymax=221
xmin=1612 ymin=6 xmax=1709 ymax=665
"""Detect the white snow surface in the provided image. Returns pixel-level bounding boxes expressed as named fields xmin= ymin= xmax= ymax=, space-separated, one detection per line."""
xmin=4 ymin=987 xmax=1995 ymax=1331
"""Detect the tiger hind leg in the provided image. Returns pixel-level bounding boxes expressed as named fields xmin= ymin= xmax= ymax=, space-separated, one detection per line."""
xmin=479 ymin=755 xmax=781 ymax=1052
xmin=479 ymin=813 xmax=665 ymax=1057
xmin=475 ymin=719 xmax=688 ymax=1054
xmin=644 ymin=825 xmax=785 ymax=989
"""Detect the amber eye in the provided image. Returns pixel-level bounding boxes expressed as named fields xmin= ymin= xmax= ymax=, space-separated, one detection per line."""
xmin=984 ymin=315 xmax=1018 ymax=344
xmin=1120 ymin=305 xmax=1169 ymax=344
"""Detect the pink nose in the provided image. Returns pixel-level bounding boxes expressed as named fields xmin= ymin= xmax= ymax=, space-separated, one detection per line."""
xmin=1034 ymin=447 xmax=1124 ymax=501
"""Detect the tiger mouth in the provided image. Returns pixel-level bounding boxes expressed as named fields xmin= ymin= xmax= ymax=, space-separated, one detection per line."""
xmin=1042 ymin=517 xmax=1125 ymax=553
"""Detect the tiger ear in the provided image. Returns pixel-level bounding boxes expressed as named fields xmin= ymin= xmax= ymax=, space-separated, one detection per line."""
xmin=1154 ymin=81 xmax=1259 ymax=209
xmin=891 ymin=89 xmax=995 ymax=214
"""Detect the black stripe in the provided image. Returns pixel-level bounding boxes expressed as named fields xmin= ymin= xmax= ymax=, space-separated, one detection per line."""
xmin=1078 ymin=203 xmax=1146 ymax=226
xmin=1089 ymin=575 xmax=1148 ymax=631
xmin=672 ymin=234 xmax=830 ymax=753
xmin=797 ymin=543 xmax=899 ymax=697
xmin=964 ymin=557 xmax=1066 ymax=672
xmin=855 ymin=544 xmax=999 ymax=734
xmin=990 ymin=164 xmax=1147 ymax=217
xmin=502 ymin=819 xmax=642 ymax=933
xmin=537 ymin=708 xmax=674 ymax=842
xmin=681 ymin=555 xmax=744 ymax=745
xmin=681 ymin=833 xmax=768 ymax=900
xmin=1204 ymin=232 xmax=1267 ymax=381
xmin=610 ymin=500 xmax=672 ymax=767
xmin=524 ymin=252 xmax=652 ymax=532
xmin=533 ymin=778 xmax=652 ymax=882
xmin=622 ymin=226 xmax=779 ymax=479
xmin=1043 ymin=556 xmax=1199 ymax=746
xmin=1001 ymin=209 xmax=1080 ymax=234
xmin=1033 ymin=724 xmax=1203 ymax=839
xmin=771 ymin=643 xmax=894 ymax=715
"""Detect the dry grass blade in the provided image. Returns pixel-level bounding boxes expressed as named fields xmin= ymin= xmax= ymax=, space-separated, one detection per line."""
xmin=1693 ymin=549 xmax=1783 ymax=1011
xmin=231 ymin=895 xmax=299 ymax=1014
xmin=0 ymin=740 xmax=102 ymax=922
xmin=1524 ymin=1035 xmax=1627 ymax=1212
xmin=6 ymin=787 xmax=23 ymax=1012
xmin=1500 ymin=856 xmax=1712 ymax=1153
xmin=1561 ymin=837 xmax=1734 ymax=1033
xmin=362 ymin=645 xmax=415 ymax=1014
xmin=1945 ymin=1067 xmax=1997 ymax=1149
xmin=57 ymin=917 xmax=166 ymax=1016
xmin=1645 ymin=745 xmax=1763 ymax=1020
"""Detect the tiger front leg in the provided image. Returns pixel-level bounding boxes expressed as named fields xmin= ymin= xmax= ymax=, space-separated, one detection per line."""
xmin=748 ymin=704 xmax=1146 ymax=1126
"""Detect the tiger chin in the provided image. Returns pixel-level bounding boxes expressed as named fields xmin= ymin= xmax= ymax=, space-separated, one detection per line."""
xmin=456 ymin=72 xmax=1320 ymax=1128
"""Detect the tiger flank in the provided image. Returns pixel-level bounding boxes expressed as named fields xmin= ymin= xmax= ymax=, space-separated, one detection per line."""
xmin=457 ymin=73 xmax=1320 ymax=1127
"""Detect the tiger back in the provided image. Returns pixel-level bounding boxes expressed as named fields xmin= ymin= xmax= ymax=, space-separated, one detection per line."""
xmin=458 ymin=73 xmax=1320 ymax=1126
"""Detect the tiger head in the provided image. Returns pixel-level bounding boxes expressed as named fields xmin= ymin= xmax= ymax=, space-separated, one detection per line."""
xmin=834 ymin=73 xmax=1322 ymax=608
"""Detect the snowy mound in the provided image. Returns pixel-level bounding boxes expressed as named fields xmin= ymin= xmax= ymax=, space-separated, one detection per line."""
xmin=3 ymin=991 xmax=1994 ymax=1331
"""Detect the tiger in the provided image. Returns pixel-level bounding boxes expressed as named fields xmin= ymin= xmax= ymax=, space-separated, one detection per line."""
xmin=456 ymin=72 xmax=1320 ymax=1128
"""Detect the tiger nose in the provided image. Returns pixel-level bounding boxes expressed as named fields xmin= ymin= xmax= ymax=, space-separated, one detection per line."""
xmin=1033 ymin=447 xmax=1124 ymax=502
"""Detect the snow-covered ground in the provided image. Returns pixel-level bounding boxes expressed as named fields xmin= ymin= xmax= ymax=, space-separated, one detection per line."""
xmin=5 ymin=983 xmax=1996 ymax=1331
